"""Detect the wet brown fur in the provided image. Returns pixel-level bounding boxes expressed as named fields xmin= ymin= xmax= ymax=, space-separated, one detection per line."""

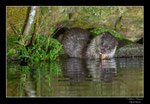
xmin=60 ymin=28 xmax=118 ymax=59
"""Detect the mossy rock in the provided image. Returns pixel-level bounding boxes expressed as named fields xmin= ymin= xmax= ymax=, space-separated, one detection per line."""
xmin=114 ymin=43 xmax=143 ymax=57
xmin=7 ymin=7 xmax=29 ymax=36
xmin=7 ymin=7 xmax=143 ymax=42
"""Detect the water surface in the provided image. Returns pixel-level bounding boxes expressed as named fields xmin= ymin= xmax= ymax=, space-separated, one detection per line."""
xmin=7 ymin=57 xmax=144 ymax=97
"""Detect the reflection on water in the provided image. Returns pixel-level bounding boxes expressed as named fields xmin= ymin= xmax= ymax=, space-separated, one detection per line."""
xmin=7 ymin=57 xmax=144 ymax=97
xmin=86 ymin=59 xmax=117 ymax=82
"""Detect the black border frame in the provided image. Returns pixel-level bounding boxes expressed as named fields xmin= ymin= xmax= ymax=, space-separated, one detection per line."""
xmin=1 ymin=1 xmax=145 ymax=103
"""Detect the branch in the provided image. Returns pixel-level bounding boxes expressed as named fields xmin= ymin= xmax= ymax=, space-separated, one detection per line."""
xmin=20 ymin=6 xmax=37 ymax=46
xmin=8 ymin=21 xmax=19 ymax=35
xmin=23 ymin=6 xmax=37 ymax=37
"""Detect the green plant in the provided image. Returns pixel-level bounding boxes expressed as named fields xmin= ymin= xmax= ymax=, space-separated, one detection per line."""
xmin=7 ymin=27 xmax=24 ymax=61
xmin=90 ymin=28 xmax=124 ymax=39
xmin=7 ymin=26 xmax=64 ymax=63
xmin=15 ymin=35 xmax=63 ymax=63
xmin=7 ymin=35 xmax=18 ymax=51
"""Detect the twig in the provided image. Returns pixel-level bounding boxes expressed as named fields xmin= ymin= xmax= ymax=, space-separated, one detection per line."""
xmin=51 ymin=22 xmax=68 ymax=38
xmin=8 ymin=21 xmax=19 ymax=35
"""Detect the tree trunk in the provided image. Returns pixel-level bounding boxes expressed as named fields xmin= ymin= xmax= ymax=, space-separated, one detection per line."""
xmin=20 ymin=6 xmax=37 ymax=46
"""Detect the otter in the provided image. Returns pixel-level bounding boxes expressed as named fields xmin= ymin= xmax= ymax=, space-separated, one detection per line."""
xmin=86 ymin=32 xmax=118 ymax=59
xmin=60 ymin=27 xmax=90 ymax=58
xmin=59 ymin=28 xmax=118 ymax=59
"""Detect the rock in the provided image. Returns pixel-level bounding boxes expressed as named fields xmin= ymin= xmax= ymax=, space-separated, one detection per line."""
xmin=114 ymin=43 xmax=144 ymax=57
xmin=116 ymin=16 xmax=143 ymax=42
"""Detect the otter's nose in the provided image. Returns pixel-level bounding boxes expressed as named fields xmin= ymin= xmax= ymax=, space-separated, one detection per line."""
xmin=101 ymin=49 xmax=105 ymax=53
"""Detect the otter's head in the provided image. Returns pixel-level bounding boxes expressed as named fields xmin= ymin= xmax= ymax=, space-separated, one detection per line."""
xmin=98 ymin=32 xmax=118 ymax=59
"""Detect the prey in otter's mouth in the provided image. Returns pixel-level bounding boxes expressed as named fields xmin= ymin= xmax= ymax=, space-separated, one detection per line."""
xmin=99 ymin=44 xmax=118 ymax=60
xmin=100 ymin=54 xmax=108 ymax=60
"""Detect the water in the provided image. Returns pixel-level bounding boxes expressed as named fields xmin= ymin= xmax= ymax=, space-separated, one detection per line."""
xmin=7 ymin=57 xmax=144 ymax=97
